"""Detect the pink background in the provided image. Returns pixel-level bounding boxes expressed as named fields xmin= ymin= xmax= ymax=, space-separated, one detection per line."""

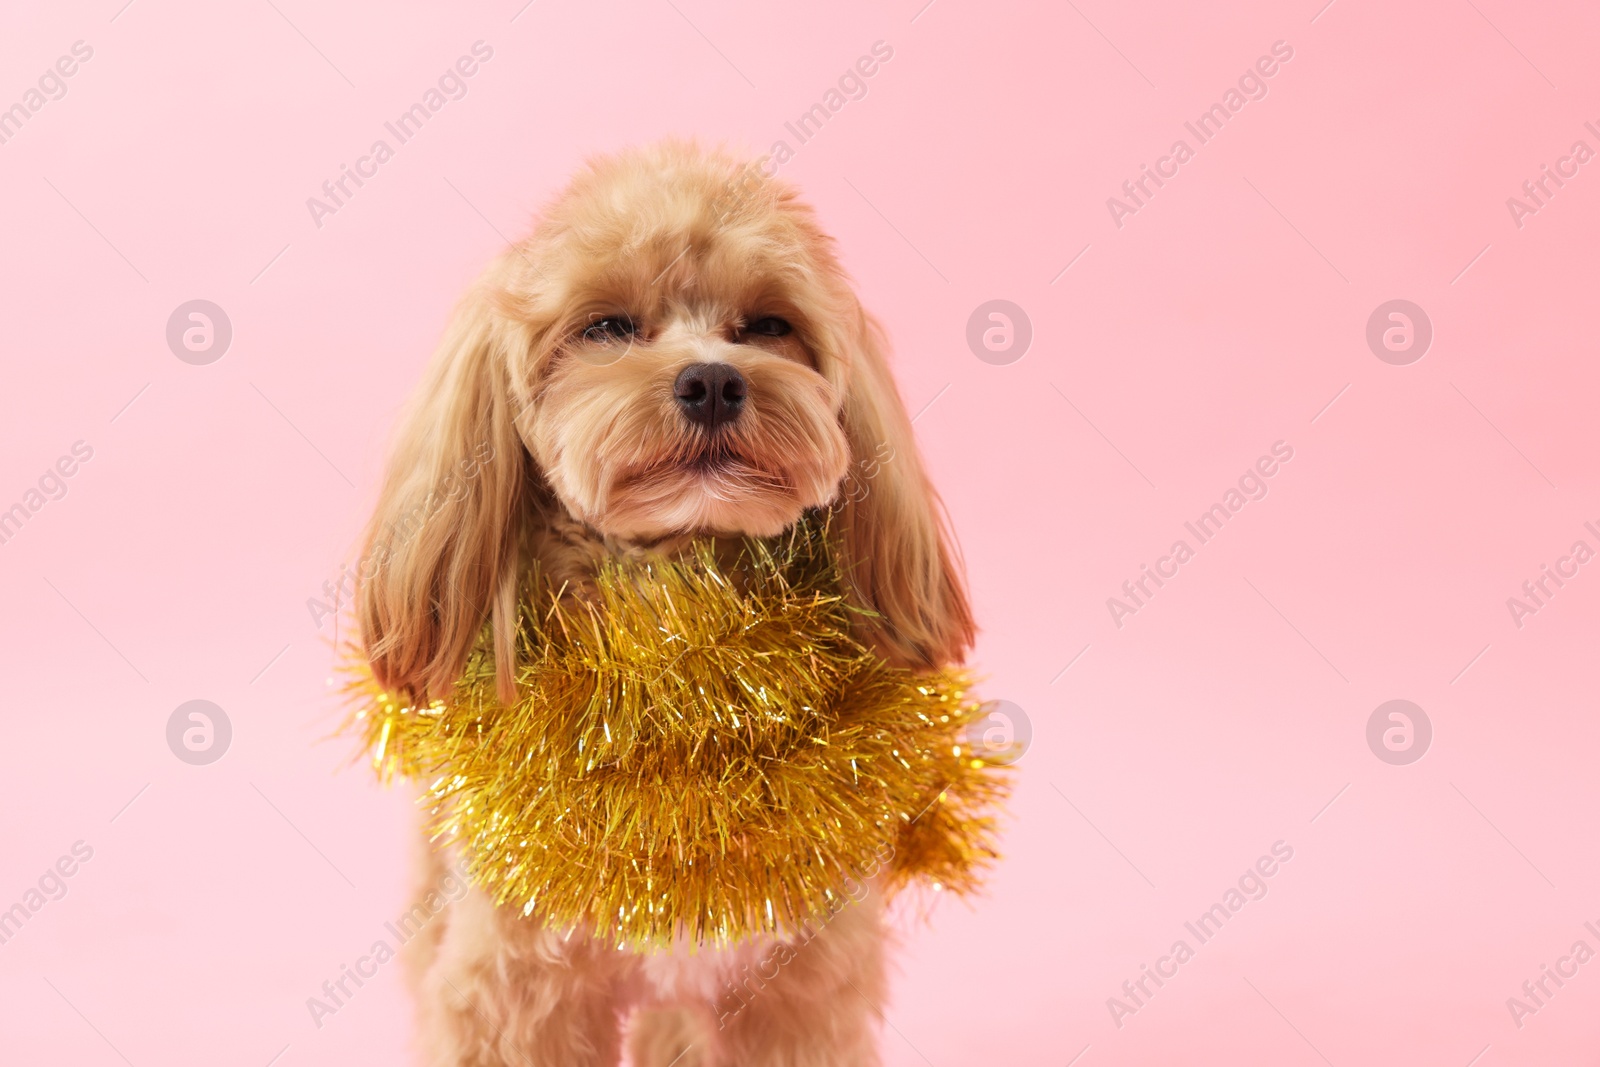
xmin=3 ymin=0 xmax=1599 ymax=1063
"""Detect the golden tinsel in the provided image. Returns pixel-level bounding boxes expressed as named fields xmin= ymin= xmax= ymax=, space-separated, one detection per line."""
xmin=345 ymin=519 xmax=1010 ymax=948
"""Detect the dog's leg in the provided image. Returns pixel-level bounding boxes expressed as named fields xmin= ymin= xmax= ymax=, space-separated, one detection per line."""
xmin=707 ymin=893 xmax=887 ymax=1067
xmin=627 ymin=1005 xmax=715 ymax=1067
xmin=414 ymin=885 xmax=632 ymax=1067
xmin=401 ymin=816 xmax=453 ymax=996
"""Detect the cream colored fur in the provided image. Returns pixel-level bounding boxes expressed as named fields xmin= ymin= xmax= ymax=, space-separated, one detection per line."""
xmin=357 ymin=141 xmax=973 ymax=1065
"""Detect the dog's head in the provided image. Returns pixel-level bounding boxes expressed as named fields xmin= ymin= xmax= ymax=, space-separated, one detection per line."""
xmin=358 ymin=141 xmax=973 ymax=700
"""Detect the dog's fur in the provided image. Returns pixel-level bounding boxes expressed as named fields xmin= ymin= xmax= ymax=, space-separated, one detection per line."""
xmin=357 ymin=141 xmax=974 ymax=1066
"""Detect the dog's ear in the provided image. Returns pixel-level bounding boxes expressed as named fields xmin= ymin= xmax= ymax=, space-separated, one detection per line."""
xmin=832 ymin=310 xmax=976 ymax=670
xmin=357 ymin=264 xmax=532 ymax=703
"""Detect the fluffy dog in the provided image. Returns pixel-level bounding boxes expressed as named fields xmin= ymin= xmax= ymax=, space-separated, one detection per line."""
xmin=356 ymin=141 xmax=974 ymax=1066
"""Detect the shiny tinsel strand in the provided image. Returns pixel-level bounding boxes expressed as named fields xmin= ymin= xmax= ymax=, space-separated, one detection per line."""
xmin=345 ymin=519 xmax=1009 ymax=948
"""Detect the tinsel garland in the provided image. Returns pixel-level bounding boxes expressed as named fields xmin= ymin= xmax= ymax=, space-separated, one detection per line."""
xmin=345 ymin=519 xmax=1010 ymax=948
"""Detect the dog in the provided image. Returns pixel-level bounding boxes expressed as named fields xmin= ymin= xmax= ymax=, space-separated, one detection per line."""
xmin=356 ymin=141 xmax=975 ymax=1066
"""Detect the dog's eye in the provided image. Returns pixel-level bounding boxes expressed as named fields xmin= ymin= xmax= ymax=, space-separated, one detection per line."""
xmin=746 ymin=317 xmax=791 ymax=337
xmin=582 ymin=316 xmax=636 ymax=343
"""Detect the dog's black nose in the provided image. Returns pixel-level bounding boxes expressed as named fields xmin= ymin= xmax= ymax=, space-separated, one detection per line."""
xmin=673 ymin=363 xmax=747 ymax=429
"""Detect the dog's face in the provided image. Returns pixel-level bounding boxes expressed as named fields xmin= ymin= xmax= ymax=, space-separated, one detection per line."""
xmin=514 ymin=161 xmax=852 ymax=540
xmin=360 ymin=142 xmax=974 ymax=701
